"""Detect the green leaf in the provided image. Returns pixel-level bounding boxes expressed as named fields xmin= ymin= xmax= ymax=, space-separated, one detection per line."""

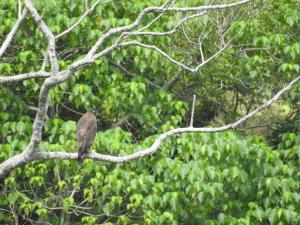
xmin=62 ymin=197 xmax=74 ymax=212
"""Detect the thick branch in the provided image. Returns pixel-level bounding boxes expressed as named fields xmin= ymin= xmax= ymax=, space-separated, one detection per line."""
xmin=22 ymin=0 xmax=60 ymax=156
xmin=1 ymin=73 xmax=299 ymax=177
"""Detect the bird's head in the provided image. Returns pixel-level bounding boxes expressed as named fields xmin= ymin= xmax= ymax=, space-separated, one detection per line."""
xmin=90 ymin=109 xmax=98 ymax=116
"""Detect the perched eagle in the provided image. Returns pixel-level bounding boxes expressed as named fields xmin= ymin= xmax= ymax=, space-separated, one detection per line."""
xmin=77 ymin=109 xmax=98 ymax=164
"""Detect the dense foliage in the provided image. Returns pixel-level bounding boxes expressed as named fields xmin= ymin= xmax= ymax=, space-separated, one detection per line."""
xmin=1 ymin=0 xmax=300 ymax=224
xmin=2 ymin=131 xmax=300 ymax=224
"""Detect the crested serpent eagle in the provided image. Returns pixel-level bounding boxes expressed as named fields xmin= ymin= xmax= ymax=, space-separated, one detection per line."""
xmin=77 ymin=109 xmax=98 ymax=164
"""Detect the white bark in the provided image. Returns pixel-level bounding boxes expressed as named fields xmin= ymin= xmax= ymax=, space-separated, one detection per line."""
xmin=0 ymin=71 xmax=50 ymax=84
xmin=120 ymin=39 xmax=233 ymax=73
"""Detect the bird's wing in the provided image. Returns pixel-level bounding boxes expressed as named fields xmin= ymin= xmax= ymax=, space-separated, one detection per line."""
xmin=82 ymin=115 xmax=97 ymax=150
xmin=77 ymin=114 xmax=97 ymax=152
xmin=77 ymin=115 xmax=87 ymax=149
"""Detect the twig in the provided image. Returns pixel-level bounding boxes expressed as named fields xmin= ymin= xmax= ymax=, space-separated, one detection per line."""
xmin=127 ymin=12 xmax=205 ymax=37
xmin=18 ymin=0 xmax=22 ymax=18
xmin=198 ymin=38 xmax=205 ymax=63
xmin=120 ymin=38 xmax=232 ymax=73
xmin=190 ymin=95 xmax=196 ymax=127
xmin=110 ymin=60 xmax=161 ymax=89
xmin=59 ymin=102 xmax=84 ymax=116
xmin=136 ymin=0 xmax=175 ymax=32
xmin=238 ymin=123 xmax=272 ymax=131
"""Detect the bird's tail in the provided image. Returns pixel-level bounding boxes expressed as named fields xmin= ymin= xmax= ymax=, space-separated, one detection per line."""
xmin=78 ymin=156 xmax=83 ymax=165
xmin=78 ymin=150 xmax=83 ymax=165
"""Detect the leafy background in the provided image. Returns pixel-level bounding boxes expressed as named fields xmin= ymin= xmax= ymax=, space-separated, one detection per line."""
xmin=1 ymin=0 xmax=300 ymax=224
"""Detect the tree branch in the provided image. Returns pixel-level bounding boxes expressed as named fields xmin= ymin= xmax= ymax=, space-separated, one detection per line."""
xmin=18 ymin=0 xmax=22 ymax=18
xmin=21 ymin=0 xmax=60 ymax=157
xmin=0 ymin=71 xmax=50 ymax=84
xmin=1 ymin=73 xmax=299 ymax=177
xmin=120 ymin=39 xmax=232 ymax=73
xmin=190 ymin=95 xmax=196 ymax=127
xmin=124 ymin=12 xmax=206 ymax=37
xmin=0 ymin=8 xmax=27 ymax=58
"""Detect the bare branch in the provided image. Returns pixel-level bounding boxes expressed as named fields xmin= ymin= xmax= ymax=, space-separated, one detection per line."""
xmin=136 ymin=0 xmax=176 ymax=32
xmin=190 ymin=94 xmax=196 ymax=127
xmin=125 ymin=12 xmax=206 ymax=37
xmin=120 ymin=39 xmax=232 ymax=73
xmin=161 ymin=73 xmax=180 ymax=90
xmin=0 ymin=71 xmax=50 ymax=84
xmin=0 ymin=8 xmax=27 ymax=58
xmin=198 ymin=38 xmax=205 ymax=63
xmin=18 ymin=0 xmax=22 ymax=18
xmin=84 ymin=0 xmax=89 ymax=10
xmin=146 ymin=0 xmax=250 ymax=13
xmin=59 ymin=102 xmax=84 ymax=116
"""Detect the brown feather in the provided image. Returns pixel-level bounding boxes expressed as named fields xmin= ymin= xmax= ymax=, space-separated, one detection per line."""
xmin=77 ymin=111 xmax=97 ymax=164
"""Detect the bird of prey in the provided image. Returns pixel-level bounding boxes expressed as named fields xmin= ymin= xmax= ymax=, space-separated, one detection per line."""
xmin=77 ymin=109 xmax=98 ymax=164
